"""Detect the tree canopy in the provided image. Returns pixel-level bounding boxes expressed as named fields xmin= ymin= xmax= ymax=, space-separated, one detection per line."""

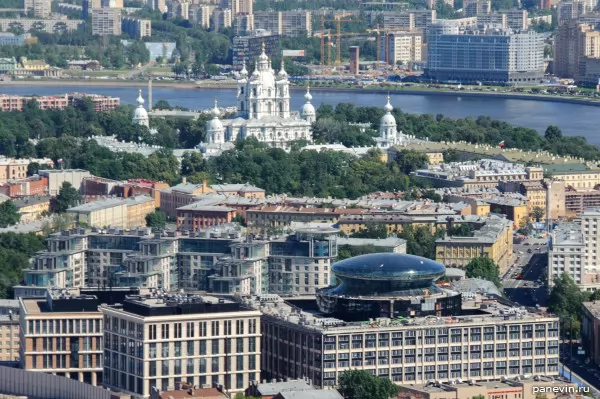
xmin=0 ymin=232 xmax=46 ymax=298
xmin=146 ymin=210 xmax=167 ymax=229
xmin=0 ymin=201 xmax=20 ymax=228
xmin=465 ymin=257 xmax=501 ymax=287
xmin=548 ymin=273 xmax=587 ymax=338
xmin=52 ymin=182 xmax=82 ymax=213
xmin=338 ymin=370 xmax=399 ymax=399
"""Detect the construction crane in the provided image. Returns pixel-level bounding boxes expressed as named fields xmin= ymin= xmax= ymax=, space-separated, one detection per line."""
xmin=320 ymin=13 xmax=355 ymax=67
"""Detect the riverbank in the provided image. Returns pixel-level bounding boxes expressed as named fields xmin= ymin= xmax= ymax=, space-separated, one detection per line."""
xmin=2 ymin=79 xmax=600 ymax=107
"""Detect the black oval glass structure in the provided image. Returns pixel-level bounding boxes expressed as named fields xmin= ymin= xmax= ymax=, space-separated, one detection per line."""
xmin=330 ymin=253 xmax=445 ymax=296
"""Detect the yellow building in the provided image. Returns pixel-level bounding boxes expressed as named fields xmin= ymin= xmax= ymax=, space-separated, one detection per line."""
xmin=425 ymin=152 xmax=444 ymax=165
xmin=14 ymin=196 xmax=51 ymax=224
xmin=125 ymin=195 xmax=155 ymax=228
xmin=19 ymin=57 xmax=49 ymax=71
xmin=520 ymin=180 xmax=547 ymax=221
xmin=435 ymin=215 xmax=513 ymax=272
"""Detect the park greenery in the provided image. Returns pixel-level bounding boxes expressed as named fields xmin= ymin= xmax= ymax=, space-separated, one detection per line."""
xmin=0 ymin=232 xmax=46 ymax=298
xmin=145 ymin=210 xmax=167 ymax=229
xmin=52 ymin=182 xmax=82 ymax=213
xmin=0 ymin=201 xmax=20 ymax=228
xmin=465 ymin=257 xmax=502 ymax=288
xmin=338 ymin=369 xmax=400 ymax=399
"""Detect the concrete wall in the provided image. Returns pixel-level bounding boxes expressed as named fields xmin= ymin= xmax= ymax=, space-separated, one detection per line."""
xmin=0 ymin=365 xmax=110 ymax=399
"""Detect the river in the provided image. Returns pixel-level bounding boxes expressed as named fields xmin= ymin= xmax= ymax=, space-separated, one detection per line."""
xmin=1 ymin=84 xmax=599 ymax=144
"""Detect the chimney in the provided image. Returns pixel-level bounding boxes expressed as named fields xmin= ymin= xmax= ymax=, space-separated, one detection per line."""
xmin=182 ymin=177 xmax=187 ymax=184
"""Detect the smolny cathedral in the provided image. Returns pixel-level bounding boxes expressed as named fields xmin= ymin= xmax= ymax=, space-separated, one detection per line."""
xmin=133 ymin=45 xmax=407 ymax=156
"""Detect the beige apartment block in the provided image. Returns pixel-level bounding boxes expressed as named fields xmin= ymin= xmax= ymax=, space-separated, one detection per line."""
xmin=101 ymin=294 xmax=262 ymax=398
xmin=0 ymin=314 xmax=19 ymax=362
xmin=19 ymin=291 xmax=104 ymax=386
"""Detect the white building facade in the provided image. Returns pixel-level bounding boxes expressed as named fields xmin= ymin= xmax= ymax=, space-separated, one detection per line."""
xmin=202 ymin=44 xmax=312 ymax=153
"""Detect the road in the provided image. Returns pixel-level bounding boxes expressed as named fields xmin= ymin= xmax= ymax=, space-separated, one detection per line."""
xmin=502 ymin=239 xmax=548 ymax=308
xmin=120 ymin=60 xmax=157 ymax=79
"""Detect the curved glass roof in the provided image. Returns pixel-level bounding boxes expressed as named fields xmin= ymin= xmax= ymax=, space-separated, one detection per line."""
xmin=333 ymin=253 xmax=445 ymax=282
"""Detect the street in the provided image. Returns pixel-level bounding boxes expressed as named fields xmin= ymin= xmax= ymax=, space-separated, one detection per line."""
xmin=502 ymin=239 xmax=548 ymax=308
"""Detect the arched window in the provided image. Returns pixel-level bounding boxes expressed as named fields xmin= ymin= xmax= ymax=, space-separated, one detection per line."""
xmin=267 ymin=102 xmax=272 ymax=114
xmin=253 ymin=88 xmax=257 ymax=96
xmin=240 ymin=87 xmax=244 ymax=95
xmin=241 ymin=102 xmax=244 ymax=111
xmin=279 ymin=102 xmax=283 ymax=113
xmin=252 ymin=103 xmax=257 ymax=114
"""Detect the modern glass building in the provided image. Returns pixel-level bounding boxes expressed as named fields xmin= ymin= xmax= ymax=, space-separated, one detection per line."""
xmin=317 ymin=253 xmax=461 ymax=321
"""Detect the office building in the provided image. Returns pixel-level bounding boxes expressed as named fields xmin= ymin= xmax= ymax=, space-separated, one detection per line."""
xmin=24 ymin=0 xmax=51 ymax=18
xmin=255 ymin=253 xmax=560 ymax=388
xmin=122 ymin=17 xmax=152 ymax=38
xmin=379 ymin=31 xmax=423 ymax=66
xmin=349 ymin=46 xmax=360 ymax=74
xmin=435 ymin=214 xmax=513 ymax=271
xmin=19 ymin=290 xmax=104 ymax=385
xmin=232 ymin=30 xmax=280 ymax=69
xmin=464 ymin=0 xmax=491 ymax=17
xmin=211 ymin=8 xmax=232 ymax=31
xmin=100 ymin=293 xmax=262 ymax=398
xmin=427 ymin=27 xmax=544 ymax=84
xmin=92 ymin=7 xmax=122 ymax=36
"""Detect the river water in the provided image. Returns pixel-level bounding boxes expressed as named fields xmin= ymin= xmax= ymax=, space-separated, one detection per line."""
xmin=2 ymin=84 xmax=600 ymax=144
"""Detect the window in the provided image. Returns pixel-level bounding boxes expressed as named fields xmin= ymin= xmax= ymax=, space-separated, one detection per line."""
xmin=200 ymin=341 xmax=207 ymax=355
xmin=236 ymin=355 xmax=244 ymax=371
xmin=249 ymin=319 xmax=257 ymax=334
xmin=174 ymin=342 xmax=181 ymax=357
xmin=237 ymin=338 xmax=244 ymax=353
xmin=249 ymin=338 xmax=256 ymax=352
xmin=186 ymin=322 xmax=194 ymax=338
xmin=212 ymin=340 xmax=220 ymax=354
xmin=161 ymin=343 xmax=169 ymax=358
xmin=149 ymin=325 xmax=157 ymax=340
xmin=236 ymin=320 xmax=245 ymax=335
xmin=211 ymin=321 xmax=220 ymax=336
xmin=199 ymin=322 xmax=207 ymax=337
xmin=174 ymin=323 xmax=182 ymax=339
xmin=161 ymin=324 xmax=169 ymax=340
xmin=224 ymin=320 xmax=232 ymax=335
xmin=149 ymin=343 xmax=157 ymax=359
xmin=187 ymin=341 xmax=194 ymax=356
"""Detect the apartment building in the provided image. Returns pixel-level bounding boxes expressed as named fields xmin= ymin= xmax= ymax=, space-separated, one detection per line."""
xmin=24 ymin=0 xmax=51 ymax=18
xmin=255 ymin=293 xmax=560 ymax=388
xmin=100 ymin=294 xmax=262 ymax=398
xmin=19 ymin=290 xmax=104 ymax=386
xmin=232 ymin=30 xmax=280 ymax=68
xmin=253 ymin=11 xmax=311 ymax=37
xmin=415 ymin=160 xmax=543 ymax=189
xmin=0 ymin=19 xmax=84 ymax=34
xmin=379 ymin=31 xmax=423 ymax=66
xmin=160 ymin=181 xmax=214 ymax=218
xmin=0 ymin=312 xmax=19 ymax=362
xmin=502 ymin=9 xmax=529 ymax=31
xmin=0 ymin=175 xmax=48 ymax=198
xmin=122 ymin=17 xmax=152 ymax=38
xmin=565 ymin=186 xmax=600 ymax=216
xmin=92 ymin=7 xmax=122 ymax=36
xmin=435 ymin=215 xmax=513 ymax=271
xmin=176 ymin=204 xmax=237 ymax=231
xmin=193 ymin=5 xmax=215 ymax=28
xmin=555 ymin=21 xmax=600 ymax=79
xmin=15 ymin=196 xmax=51 ymax=223
xmin=464 ymin=0 xmax=491 ymax=17
xmin=227 ymin=0 xmax=253 ymax=15
xmin=557 ymin=0 xmax=587 ymax=25
xmin=427 ymin=27 xmax=544 ymax=84
xmin=500 ymin=180 xmax=548 ymax=221
xmin=211 ymin=8 xmax=232 ymax=31
xmin=167 ymin=0 xmax=190 ymax=20
xmin=147 ymin=0 xmax=166 ymax=13
xmin=211 ymin=183 xmax=265 ymax=198
xmin=549 ymin=209 xmax=600 ymax=291
xmin=0 ymin=157 xmax=53 ymax=183
xmin=582 ymin=300 xmax=600 ymax=366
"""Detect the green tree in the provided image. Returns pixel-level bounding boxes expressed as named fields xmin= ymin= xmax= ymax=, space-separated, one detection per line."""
xmin=544 ymin=125 xmax=563 ymax=142
xmin=52 ymin=182 xmax=82 ymax=213
xmin=398 ymin=225 xmax=444 ymax=259
xmin=465 ymin=257 xmax=501 ymax=288
xmin=548 ymin=273 xmax=585 ymax=338
xmin=394 ymin=149 xmax=429 ymax=174
xmin=0 ymin=201 xmax=20 ymax=227
xmin=350 ymin=223 xmax=388 ymax=239
xmin=337 ymin=244 xmax=382 ymax=261
xmin=447 ymin=223 xmax=474 ymax=237
xmin=0 ymin=232 xmax=45 ymax=298
xmin=531 ymin=207 xmax=545 ymax=222
xmin=338 ymin=369 xmax=399 ymax=399
xmin=41 ymin=213 xmax=75 ymax=236
xmin=145 ymin=210 xmax=167 ymax=229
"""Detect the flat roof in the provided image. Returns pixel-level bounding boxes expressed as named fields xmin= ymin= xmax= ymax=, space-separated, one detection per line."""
xmin=337 ymin=236 xmax=407 ymax=248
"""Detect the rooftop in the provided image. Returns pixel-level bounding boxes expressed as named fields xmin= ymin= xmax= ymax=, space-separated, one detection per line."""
xmin=337 ymin=236 xmax=407 ymax=248
xmin=437 ymin=215 xmax=512 ymax=244
xmin=67 ymin=197 xmax=126 ymax=212
xmin=177 ymin=203 xmax=236 ymax=212
xmin=211 ymin=183 xmax=265 ymax=193
xmin=583 ymin=300 xmax=600 ymax=318
xmin=277 ymin=391 xmax=343 ymax=399
xmin=255 ymin=379 xmax=314 ymax=395
xmin=156 ymin=387 xmax=227 ymax=399
xmin=244 ymin=292 xmax=556 ymax=332
xmin=551 ymin=222 xmax=584 ymax=247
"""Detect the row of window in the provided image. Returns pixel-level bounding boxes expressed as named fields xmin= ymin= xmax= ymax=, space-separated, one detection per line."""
xmin=27 ymin=318 xmax=101 ymax=335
